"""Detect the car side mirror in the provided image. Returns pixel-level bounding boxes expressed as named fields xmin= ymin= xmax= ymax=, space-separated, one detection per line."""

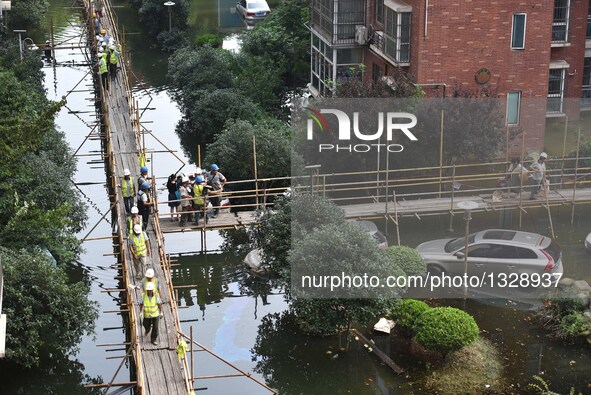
xmin=455 ymin=251 xmax=465 ymax=259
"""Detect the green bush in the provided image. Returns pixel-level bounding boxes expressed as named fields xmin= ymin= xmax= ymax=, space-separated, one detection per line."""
xmin=389 ymin=299 xmax=429 ymax=335
xmin=553 ymin=287 xmax=587 ymax=314
xmin=195 ymin=33 xmax=222 ymax=47
xmin=383 ymin=246 xmax=427 ymax=277
xmin=559 ymin=312 xmax=589 ymax=339
xmin=415 ymin=307 xmax=479 ymax=356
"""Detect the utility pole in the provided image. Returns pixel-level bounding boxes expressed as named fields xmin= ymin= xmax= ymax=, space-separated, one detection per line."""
xmin=13 ymin=29 xmax=25 ymax=62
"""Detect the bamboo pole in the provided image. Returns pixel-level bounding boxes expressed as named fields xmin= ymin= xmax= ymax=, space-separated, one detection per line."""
xmin=519 ymin=131 xmax=525 ymax=228
xmin=560 ymin=116 xmax=568 ymax=182
xmin=393 ymin=190 xmax=400 ymax=246
xmin=197 ymin=144 xmax=201 ymax=168
xmin=571 ymin=128 xmax=581 ymax=225
xmin=448 ymin=165 xmax=456 ymax=231
xmin=190 ymin=326 xmax=194 ymax=383
xmin=439 ymin=110 xmax=444 ymax=198
xmin=253 ymin=135 xmax=259 ymax=209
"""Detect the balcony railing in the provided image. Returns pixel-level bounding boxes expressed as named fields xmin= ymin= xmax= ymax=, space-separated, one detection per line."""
xmin=370 ymin=30 xmax=410 ymax=65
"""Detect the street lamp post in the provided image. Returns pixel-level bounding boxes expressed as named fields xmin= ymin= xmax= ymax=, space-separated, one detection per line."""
xmin=163 ymin=1 xmax=175 ymax=32
xmin=13 ymin=29 xmax=25 ymax=62
xmin=457 ymin=201 xmax=478 ymax=300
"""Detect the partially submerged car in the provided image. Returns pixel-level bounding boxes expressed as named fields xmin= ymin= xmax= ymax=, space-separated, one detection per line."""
xmin=416 ymin=229 xmax=562 ymax=277
xmin=236 ymin=0 xmax=270 ymax=23
xmin=350 ymin=220 xmax=388 ymax=248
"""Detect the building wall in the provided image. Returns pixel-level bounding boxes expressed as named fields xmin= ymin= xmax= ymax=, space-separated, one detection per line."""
xmin=362 ymin=0 xmax=589 ymax=153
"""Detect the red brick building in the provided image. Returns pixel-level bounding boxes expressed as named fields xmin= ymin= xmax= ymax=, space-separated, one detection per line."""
xmin=309 ymin=0 xmax=591 ymax=153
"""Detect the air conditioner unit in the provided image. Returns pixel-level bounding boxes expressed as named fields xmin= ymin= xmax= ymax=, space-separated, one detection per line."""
xmin=355 ymin=25 xmax=367 ymax=45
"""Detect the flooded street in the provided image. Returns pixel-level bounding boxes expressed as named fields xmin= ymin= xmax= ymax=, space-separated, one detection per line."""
xmin=1 ymin=0 xmax=590 ymax=393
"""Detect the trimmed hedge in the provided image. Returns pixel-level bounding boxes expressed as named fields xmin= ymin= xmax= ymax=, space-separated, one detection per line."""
xmin=383 ymin=246 xmax=427 ymax=277
xmin=415 ymin=307 xmax=479 ymax=355
xmin=389 ymin=299 xmax=430 ymax=334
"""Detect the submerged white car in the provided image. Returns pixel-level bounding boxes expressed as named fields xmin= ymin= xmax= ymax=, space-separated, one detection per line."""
xmin=236 ymin=0 xmax=271 ymax=22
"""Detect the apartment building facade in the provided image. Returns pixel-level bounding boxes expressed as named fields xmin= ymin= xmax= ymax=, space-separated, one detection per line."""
xmin=309 ymin=0 xmax=591 ymax=152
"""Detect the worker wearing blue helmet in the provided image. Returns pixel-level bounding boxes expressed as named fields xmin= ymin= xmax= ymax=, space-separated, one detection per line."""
xmin=207 ymin=164 xmax=226 ymax=218
xmin=138 ymin=166 xmax=150 ymax=188
xmin=137 ymin=181 xmax=154 ymax=230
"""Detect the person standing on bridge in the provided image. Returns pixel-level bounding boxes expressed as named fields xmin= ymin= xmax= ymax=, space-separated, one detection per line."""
xmin=207 ymin=164 xmax=226 ymax=218
xmin=138 ymin=166 xmax=150 ymax=188
xmin=92 ymin=13 xmax=100 ymax=35
xmin=128 ymin=206 xmax=143 ymax=236
xmin=193 ymin=175 xmax=208 ymax=226
xmin=129 ymin=224 xmax=150 ymax=280
xmin=140 ymin=282 xmax=162 ymax=346
xmin=121 ymin=168 xmax=135 ymax=214
xmin=98 ymin=50 xmax=109 ymax=91
xmin=94 ymin=0 xmax=104 ymax=18
xmin=142 ymin=268 xmax=160 ymax=293
xmin=529 ymin=152 xmax=547 ymax=200
xmin=166 ymin=173 xmax=180 ymax=221
xmin=137 ymin=182 xmax=154 ymax=230
xmin=179 ymin=177 xmax=193 ymax=226
xmin=109 ymin=43 xmax=120 ymax=80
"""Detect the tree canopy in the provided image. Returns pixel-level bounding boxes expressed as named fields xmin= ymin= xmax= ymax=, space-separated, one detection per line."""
xmin=1 ymin=247 xmax=98 ymax=367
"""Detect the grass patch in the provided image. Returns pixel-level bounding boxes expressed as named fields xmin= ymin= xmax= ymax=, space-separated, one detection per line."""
xmin=422 ymin=337 xmax=504 ymax=394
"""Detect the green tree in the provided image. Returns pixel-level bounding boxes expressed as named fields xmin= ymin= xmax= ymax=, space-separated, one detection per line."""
xmin=138 ymin=0 xmax=189 ymax=47
xmin=0 ymin=63 xmax=86 ymax=262
xmin=233 ymin=54 xmax=284 ymax=116
xmin=174 ymin=89 xmax=265 ymax=162
xmin=205 ymin=119 xmax=291 ymax=182
xmin=414 ymin=307 xmax=479 ymax=356
xmin=6 ymin=0 xmax=49 ymax=29
xmin=241 ymin=0 xmax=310 ymax=91
xmin=168 ymin=46 xmax=235 ymax=104
xmin=1 ymin=247 xmax=98 ymax=367
xmin=388 ymin=299 xmax=430 ymax=335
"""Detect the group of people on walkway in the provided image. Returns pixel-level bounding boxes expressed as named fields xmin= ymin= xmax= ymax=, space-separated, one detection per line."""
xmin=166 ymin=164 xmax=227 ymax=227
xmin=502 ymin=152 xmax=548 ymax=200
xmin=120 ymin=166 xmax=161 ymax=345
xmin=91 ymin=3 xmax=121 ymax=91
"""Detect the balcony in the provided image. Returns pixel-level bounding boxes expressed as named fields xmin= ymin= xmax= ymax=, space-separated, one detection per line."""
xmin=310 ymin=0 xmax=366 ymax=45
xmin=370 ymin=30 xmax=410 ymax=66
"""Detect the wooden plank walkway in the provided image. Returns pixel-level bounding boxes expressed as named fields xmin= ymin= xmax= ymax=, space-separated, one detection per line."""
xmin=158 ymin=188 xmax=591 ymax=235
xmin=82 ymin=0 xmax=191 ymax=393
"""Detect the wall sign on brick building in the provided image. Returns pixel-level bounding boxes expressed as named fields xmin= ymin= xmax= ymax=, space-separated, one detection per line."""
xmin=474 ymin=68 xmax=491 ymax=84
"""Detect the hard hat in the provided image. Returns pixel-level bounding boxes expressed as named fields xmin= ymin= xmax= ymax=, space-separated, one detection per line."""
xmin=141 ymin=182 xmax=151 ymax=190
xmin=109 ymin=38 xmax=115 ymax=45
xmin=210 ymin=164 xmax=219 ymax=171
xmin=101 ymin=41 xmax=107 ymax=47
xmin=145 ymin=268 xmax=155 ymax=278
xmin=109 ymin=45 xmax=115 ymax=50
xmin=140 ymin=166 xmax=149 ymax=174
xmin=101 ymin=29 xmax=107 ymax=35
xmin=182 ymin=176 xmax=189 ymax=183
xmin=131 ymin=206 xmax=139 ymax=214
xmin=98 ymin=47 xmax=103 ymax=53
xmin=196 ymin=175 xmax=204 ymax=183
xmin=146 ymin=282 xmax=155 ymax=291
xmin=539 ymin=152 xmax=548 ymax=159
xmin=133 ymin=224 xmax=142 ymax=234
xmin=123 ymin=168 xmax=131 ymax=176
xmin=92 ymin=12 xmax=96 ymax=17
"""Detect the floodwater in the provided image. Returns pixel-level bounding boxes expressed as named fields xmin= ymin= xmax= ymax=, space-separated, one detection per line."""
xmin=1 ymin=0 xmax=591 ymax=393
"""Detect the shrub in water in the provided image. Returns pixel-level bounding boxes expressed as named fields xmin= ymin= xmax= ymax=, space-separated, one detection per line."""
xmin=389 ymin=299 xmax=430 ymax=335
xmin=559 ymin=312 xmax=589 ymax=339
xmin=415 ymin=307 xmax=479 ymax=356
xmin=383 ymin=246 xmax=427 ymax=277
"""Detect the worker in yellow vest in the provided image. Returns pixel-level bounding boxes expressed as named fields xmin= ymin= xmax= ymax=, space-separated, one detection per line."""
xmin=129 ymin=224 xmax=150 ymax=280
xmin=142 ymin=268 xmax=159 ymax=293
xmin=128 ymin=206 xmax=143 ymax=237
xmin=109 ymin=43 xmax=120 ymax=79
xmin=139 ymin=282 xmax=162 ymax=345
xmin=193 ymin=175 xmax=209 ymax=226
xmin=121 ymin=168 xmax=135 ymax=214
xmin=98 ymin=50 xmax=109 ymax=90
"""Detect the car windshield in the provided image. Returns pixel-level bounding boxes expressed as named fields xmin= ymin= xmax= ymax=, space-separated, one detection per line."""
xmin=445 ymin=234 xmax=476 ymax=252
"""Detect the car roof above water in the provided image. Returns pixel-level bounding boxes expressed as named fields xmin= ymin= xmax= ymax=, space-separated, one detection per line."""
xmin=476 ymin=229 xmax=549 ymax=248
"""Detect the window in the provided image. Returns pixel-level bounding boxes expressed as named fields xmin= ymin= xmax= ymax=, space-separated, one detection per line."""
xmin=310 ymin=0 xmax=366 ymax=44
xmin=583 ymin=58 xmax=591 ymax=106
xmin=384 ymin=7 xmax=411 ymax=63
xmin=511 ymin=14 xmax=526 ymax=49
xmin=548 ymin=68 xmax=565 ymax=113
xmin=376 ymin=0 xmax=384 ymax=24
xmin=516 ymin=247 xmax=538 ymax=259
xmin=487 ymin=245 xmax=519 ymax=259
xmin=466 ymin=244 xmax=492 ymax=258
xmin=552 ymin=0 xmax=570 ymax=43
xmin=483 ymin=230 xmax=516 ymax=240
xmin=507 ymin=91 xmax=521 ymax=125
xmin=372 ymin=63 xmax=383 ymax=82
xmin=587 ymin=2 xmax=591 ymax=39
